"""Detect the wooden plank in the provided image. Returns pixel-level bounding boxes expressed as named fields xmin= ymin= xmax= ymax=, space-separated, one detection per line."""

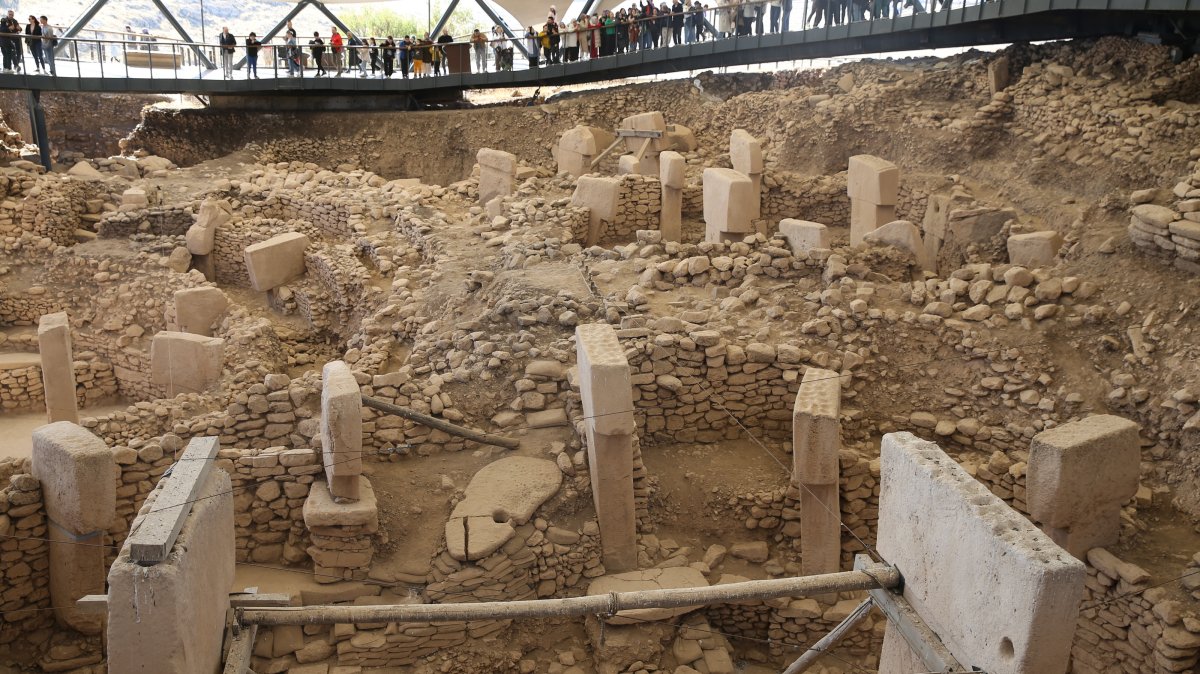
xmin=127 ymin=436 xmax=219 ymax=565
xmin=614 ymin=129 xmax=664 ymax=138
xmin=853 ymin=555 xmax=967 ymax=673
xmin=222 ymin=623 xmax=258 ymax=674
xmin=588 ymin=136 xmax=624 ymax=170
xmin=79 ymin=592 xmax=291 ymax=613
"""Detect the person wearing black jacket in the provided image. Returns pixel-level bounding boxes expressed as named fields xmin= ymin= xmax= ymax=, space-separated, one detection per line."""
xmin=0 ymin=18 xmax=19 ymax=73
xmin=382 ymin=36 xmax=395 ymax=78
xmin=309 ymin=33 xmax=326 ymax=76
xmin=245 ymin=32 xmax=261 ymax=78
xmin=670 ymin=1 xmax=684 ymax=45
xmin=24 ymin=16 xmax=42 ymax=73
xmin=435 ymin=30 xmax=453 ymax=75
xmin=397 ymin=35 xmax=411 ymax=78
xmin=218 ymin=27 xmax=236 ymax=79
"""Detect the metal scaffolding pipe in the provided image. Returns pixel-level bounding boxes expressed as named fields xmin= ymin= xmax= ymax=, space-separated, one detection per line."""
xmin=239 ymin=566 xmax=898 ymax=627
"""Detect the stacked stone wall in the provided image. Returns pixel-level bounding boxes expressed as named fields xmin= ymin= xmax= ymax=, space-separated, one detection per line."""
xmin=0 ymin=356 xmax=119 ymax=413
xmin=0 ymin=458 xmax=52 ymax=647
xmin=96 ymin=206 xmax=194 ymax=238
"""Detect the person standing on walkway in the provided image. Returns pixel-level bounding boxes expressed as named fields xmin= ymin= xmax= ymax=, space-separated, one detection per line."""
xmin=670 ymin=1 xmax=684 ymax=45
xmin=309 ymin=32 xmax=326 ymax=76
xmin=382 ymin=36 xmax=395 ymax=77
xmin=245 ymin=32 xmax=261 ymax=78
xmin=38 ymin=16 xmax=55 ymax=75
xmin=348 ymin=32 xmax=366 ymax=77
xmin=769 ymin=0 xmax=783 ymax=31
xmin=218 ymin=27 xmax=236 ymax=79
xmin=369 ymin=37 xmax=380 ymax=77
xmin=397 ymin=35 xmax=410 ymax=78
xmin=24 ymin=16 xmax=42 ymax=73
xmin=330 ymin=28 xmax=344 ymax=76
xmin=286 ymin=31 xmax=301 ymax=77
xmin=471 ymin=29 xmax=487 ymax=72
xmin=525 ymin=26 xmax=538 ymax=67
xmin=436 ymin=29 xmax=453 ymax=73
xmin=0 ymin=18 xmax=18 ymax=73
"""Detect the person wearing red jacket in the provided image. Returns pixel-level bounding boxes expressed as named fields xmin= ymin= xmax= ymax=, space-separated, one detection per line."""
xmin=329 ymin=28 xmax=344 ymax=77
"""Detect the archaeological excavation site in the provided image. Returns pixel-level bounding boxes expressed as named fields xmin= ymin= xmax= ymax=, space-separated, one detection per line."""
xmin=2 ymin=33 xmax=1200 ymax=674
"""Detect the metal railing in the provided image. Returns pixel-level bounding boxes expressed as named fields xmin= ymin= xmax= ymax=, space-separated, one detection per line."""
xmin=4 ymin=0 xmax=1001 ymax=83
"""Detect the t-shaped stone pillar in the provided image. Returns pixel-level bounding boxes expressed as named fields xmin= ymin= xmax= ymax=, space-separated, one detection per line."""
xmin=659 ymin=151 xmax=685 ymax=243
xmin=730 ymin=129 xmax=763 ymax=225
xmin=37 ymin=312 xmax=78 ymax=424
xmin=477 ymin=148 xmax=519 ymax=205
xmin=321 ymin=360 xmax=363 ymax=501
xmin=572 ymin=175 xmax=621 ymax=247
xmin=556 ymin=125 xmax=615 ymax=177
xmin=792 ymin=367 xmax=841 ymax=578
xmin=31 ymin=422 xmax=115 ymax=634
xmin=576 ymin=323 xmax=637 ymax=572
xmin=703 ymin=168 xmax=755 ymax=243
xmin=847 ymin=155 xmax=899 ymax=246
xmin=1028 ymin=415 xmax=1141 ymax=559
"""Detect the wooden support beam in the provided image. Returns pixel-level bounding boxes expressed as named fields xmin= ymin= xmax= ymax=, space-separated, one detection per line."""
xmin=633 ymin=137 xmax=652 ymax=163
xmin=239 ymin=565 xmax=899 ymax=627
xmin=222 ymin=623 xmax=258 ymax=674
xmin=361 ymin=395 xmax=519 ymax=449
xmin=589 ymin=136 xmax=625 ymax=170
xmin=126 ymin=436 xmax=219 ymax=565
xmin=853 ymin=555 xmax=968 ymax=674
xmin=78 ymin=592 xmax=291 ymax=613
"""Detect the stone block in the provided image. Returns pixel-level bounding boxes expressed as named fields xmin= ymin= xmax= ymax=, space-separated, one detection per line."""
xmin=446 ymin=457 xmax=561 ymax=561
xmin=620 ymin=111 xmax=668 ymax=152
xmin=37 ymin=312 xmax=77 ymax=424
xmin=303 ymin=477 xmax=378 ymax=529
xmin=863 ymin=220 xmax=929 ymax=268
xmin=575 ymin=324 xmax=634 ymax=435
xmin=173 ymin=287 xmax=229 ymax=336
xmin=560 ymin=125 xmax=613 ymax=155
xmin=850 ymin=199 xmax=896 ymax=246
xmin=1007 ymin=230 xmax=1064 ymax=268
xmin=121 ymin=187 xmax=149 ymax=207
xmin=878 ymin=432 xmax=1084 ymax=674
xmin=244 ymin=232 xmax=310 ymax=292
xmin=800 ymin=483 xmax=840 ymax=577
xmin=185 ymin=198 xmax=231 ymax=255
xmin=573 ymin=176 xmax=622 ymax=246
xmin=320 ymin=360 xmax=362 ymax=499
xmin=793 ymin=368 xmax=841 ymax=485
xmin=478 ymin=148 xmax=518 ymax=204
xmin=665 ymin=124 xmax=698 ymax=152
xmin=730 ymin=129 xmax=763 ymax=175
xmin=703 ymin=168 xmax=755 ymax=242
xmin=108 ymin=469 xmax=235 ymax=674
xmin=1028 ymin=415 xmax=1140 ymax=558
xmin=847 ymin=155 xmax=899 ymax=205
xmin=779 ymin=219 xmax=830 ymax=255
xmin=659 ymin=151 xmax=686 ymax=189
xmin=617 ymin=154 xmax=639 ymax=175
xmin=150 ymin=332 xmax=224 ymax=397
xmin=31 ymin=422 xmax=115 ymax=534
xmin=586 ymin=429 xmax=637 ymax=572
xmin=988 ymin=55 xmax=1011 ymax=94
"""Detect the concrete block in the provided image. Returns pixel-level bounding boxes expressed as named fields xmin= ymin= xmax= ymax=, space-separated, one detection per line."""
xmin=878 ymin=432 xmax=1084 ymax=674
xmin=850 ymin=199 xmax=896 ymax=246
xmin=575 ymin=324 xmax=634 ymax=435
xmin=108 ymin=469 xmax=235 ymax=674
xmin=31 ymin=422 xmax=115 ymax=534
xmin=730 ymin=129 xmax=763 ymax=175
xmin=320 ymin=360 xmax=362 ymax=500
xmin=779 ymin=219 xmax=830 ymax=255
xmin=1028 ymin=415 xmax=1140 ymax=557
xmin=173 ymin=287 xmax=229 ymax=336
xmin=703 ymin=168 xmax=755 ymax=242
xmin=37 ymin=312 xmax=78 ymax=424
xmin=244 ymin=232 xmax=310 ymax=291
xmin=659 ymin=151 xmax=686 ymax=190
xmin=847 ymin=155 xmax=899 ymax=205
xmin=150 ymin=331 xmax=225 ymax=397
xmin=1007 ymin=230 xmax=1064 ymax=268
xmin=863 ymin=220 xmax=929 ymax=268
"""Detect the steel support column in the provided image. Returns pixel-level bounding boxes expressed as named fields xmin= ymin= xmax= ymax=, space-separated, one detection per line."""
xmin=431 ymin=0 xmax=463 ymax=38
xmin=474 ymin=0 xmax=531 ymax=59
xmin=54 ymin=0 xmax=109 ymax=56
xmin=148 ymin=0 xmax=216 ymax=69
xmin=26 ymin=90 xmax=51 ymax=171
xmin=310 ymin=0 xmax=358 ymax=39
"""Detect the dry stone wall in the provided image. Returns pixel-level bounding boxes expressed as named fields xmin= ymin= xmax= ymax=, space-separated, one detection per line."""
xmin=0 ymin=458 xmax=52 ymax=647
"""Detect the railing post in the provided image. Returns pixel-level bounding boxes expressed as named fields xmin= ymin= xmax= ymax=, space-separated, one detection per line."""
xmin=98 ymin=40 xmax=104 ymax=77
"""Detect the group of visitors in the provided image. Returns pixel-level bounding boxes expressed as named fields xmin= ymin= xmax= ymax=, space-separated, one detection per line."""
xmin=0 ymin=11 xmax=57 ymax=75
xmin=283 ymin=26 xmax=459 ymax=79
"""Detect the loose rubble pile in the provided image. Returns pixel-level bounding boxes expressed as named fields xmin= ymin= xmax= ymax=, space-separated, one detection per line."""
xmin=0 ymin=34 xmax=1198 ymax=674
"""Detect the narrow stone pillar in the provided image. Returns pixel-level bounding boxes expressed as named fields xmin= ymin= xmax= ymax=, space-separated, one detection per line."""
xmin=321 ymin=360 xmax=363 ymax=501
xmin=792 ymin=367 xmax=841 ymax=577
xmin=659 ymin=151 xmax=685 ymax=242
xmin=1028 ymin=415 xmax=1141 ymax=559
xmin=730 ymin=129 xmax=763 ymax=224
xmin=37 ymin=312 xmax=78 ymax=424
xmin=576 ymin=323 xmax=637 ymax=572
xmin=108 ymin=468 xmax=234 ymax=673
xmin=572 ymin=175 xmax=621 ymax=246
xmin=847 ymin=154 xmax=899 ymax=246
xmin=31 ymin=422 xmax=115 ymax=634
